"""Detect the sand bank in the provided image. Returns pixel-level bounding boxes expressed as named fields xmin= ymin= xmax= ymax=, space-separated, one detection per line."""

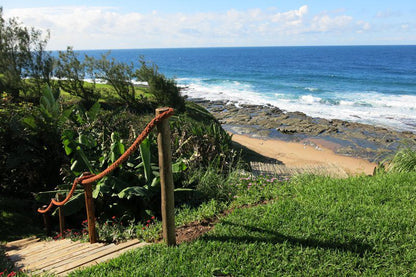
xmin=232 ymin=134 xmax=376 ymax=175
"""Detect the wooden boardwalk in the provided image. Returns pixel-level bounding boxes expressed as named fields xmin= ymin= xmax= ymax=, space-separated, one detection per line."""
xmin=4 ymin=237 xmax=149 ymax=276
xmin=250 ymin=161 xmax=349 ymax=178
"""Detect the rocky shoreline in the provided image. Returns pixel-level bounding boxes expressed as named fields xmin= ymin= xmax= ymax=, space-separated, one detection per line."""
xmin=190 ymin=98 xmax=416 ymax=162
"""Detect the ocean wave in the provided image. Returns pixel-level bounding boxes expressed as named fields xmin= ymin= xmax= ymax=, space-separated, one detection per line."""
xmin=304 ymin=87 xmax=319 ymax=92
xmin=179 ymin=77 xmax=416 ymax=132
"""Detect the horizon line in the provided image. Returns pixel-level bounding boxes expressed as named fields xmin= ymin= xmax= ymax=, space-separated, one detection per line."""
xmin=48 ymin=44 xmax=416 ymax=52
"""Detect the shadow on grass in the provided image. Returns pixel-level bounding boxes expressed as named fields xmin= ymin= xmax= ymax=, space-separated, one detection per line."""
xmin=203 ymin=221 xmax=373 ymax=256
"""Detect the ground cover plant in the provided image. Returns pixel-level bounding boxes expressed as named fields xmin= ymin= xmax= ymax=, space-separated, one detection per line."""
xmin=71 ymin=172 xmax=416 ymax=276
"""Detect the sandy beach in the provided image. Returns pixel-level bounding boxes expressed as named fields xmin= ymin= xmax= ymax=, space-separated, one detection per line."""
xmin=232 ymin=134 xmax=376 ymax=175
xmin=190 ymin=99 xmax=415 ymax=175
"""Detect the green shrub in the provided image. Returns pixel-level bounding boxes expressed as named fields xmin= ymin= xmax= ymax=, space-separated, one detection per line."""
xmin=0 ymin=88 xmax=65 ymax=196
xmin=135 ymin=60 xmax=185 ymax=112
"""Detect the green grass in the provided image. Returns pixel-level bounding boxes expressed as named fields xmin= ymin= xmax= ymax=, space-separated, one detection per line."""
xmin=71 ymin=172 xmax=416 ymax=276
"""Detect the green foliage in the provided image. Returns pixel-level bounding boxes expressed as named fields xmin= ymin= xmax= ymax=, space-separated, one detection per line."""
xmin=388 ymin=147 xmax=416 ymax=173
xmin=171 ymin=113 xmax=236 ymax=171
xmin=187 ymin=164 xmax=238 ymax=203
xmin=0 ymin=87 xmax=66 ymax=196
xmin=0 ymin=7 xmax=52 ymax=99
xmin=135 ymin=216 xmax=160 ymax=242
xmin=55 ymin=47 xmax=99 ymax=105
xmin=175 ymin=199 xmax=229 ymax=227
xmin=87 ymin=53 xmax=139 ymax=106
xmin=59 ymin=103 xmax=189 ymax=220
xmin=135 ymin=60 xmax=185 ymax=112
xmin=97 ymin=216 xmax=137 ymax=243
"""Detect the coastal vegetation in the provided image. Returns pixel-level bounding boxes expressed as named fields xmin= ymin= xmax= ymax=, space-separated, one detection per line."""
xmin=1 ymin=7 xmax=239 ymax=244
xmin=2 ymin=7 xmax=416 ymax=276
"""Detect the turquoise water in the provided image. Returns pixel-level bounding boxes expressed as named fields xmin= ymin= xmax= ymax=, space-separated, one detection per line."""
xmin=80 ymin=46 xmax=416 ymax=132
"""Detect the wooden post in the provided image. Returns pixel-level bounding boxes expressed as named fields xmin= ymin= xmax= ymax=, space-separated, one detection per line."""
xmin=41 ymin=205 xmax=52 ymax=236
xmin=156 ymin=107 xmax=176 ymax=246
xmin=83 ymin=183 xmax=98 ymax=243
xmin=57 ymin=193 xmax=65 ymax=236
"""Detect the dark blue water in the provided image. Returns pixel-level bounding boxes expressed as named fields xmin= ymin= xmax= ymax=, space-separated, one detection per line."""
xmin=78 ymin=46 xmax=416 ymax=131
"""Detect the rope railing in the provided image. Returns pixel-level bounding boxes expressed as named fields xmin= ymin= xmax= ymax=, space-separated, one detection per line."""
xmin=37 ymin=107 xmax=175 ymax=244
xmin=37 ymin=107 xmax=174 ymax=214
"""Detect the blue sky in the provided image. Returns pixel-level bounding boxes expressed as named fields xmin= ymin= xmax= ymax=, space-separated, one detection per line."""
xmin=2 ymin=0 xmax=415 ymax=50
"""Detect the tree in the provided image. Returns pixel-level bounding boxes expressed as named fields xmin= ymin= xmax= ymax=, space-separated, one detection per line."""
xmin=55 ymin=47 xmax=99 ymax=105
xmin=0 ymin=7 xmax=52 ymax=99
xmin=135 ymin=60 xmax=185 ymax=112
xmin=87 ymin=53 xmax=137 ymax=104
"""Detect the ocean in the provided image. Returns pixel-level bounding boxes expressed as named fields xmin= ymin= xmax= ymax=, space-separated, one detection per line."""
xmin=79 ymin=46 xmax=416 ymax=132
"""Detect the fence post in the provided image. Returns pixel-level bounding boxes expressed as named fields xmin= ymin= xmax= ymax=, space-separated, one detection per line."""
xmin=41 ymin=205 xmax=52 ymax=236
xmin=83 ymin=183 xmax=98 ymax=243
xmin=156 ymin=107 xmax=176 ymax=246
xmin=57 ymin=193 xmax=65 ymax=236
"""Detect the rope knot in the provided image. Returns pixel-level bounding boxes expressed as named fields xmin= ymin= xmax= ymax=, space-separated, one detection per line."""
xmin=77 ymin=172 xmax=96 ymax=184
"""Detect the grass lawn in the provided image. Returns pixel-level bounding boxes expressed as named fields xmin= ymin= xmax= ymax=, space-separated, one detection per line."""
xmin=71 ymin=172 xmax=416 ymax=276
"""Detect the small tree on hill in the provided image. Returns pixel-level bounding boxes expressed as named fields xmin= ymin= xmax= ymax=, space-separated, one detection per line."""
xmin=135 ymin=60 xmax=185 ymax=112
xmin=87 ymin=53 xmax=137 ymax=104
xmin=55 ymin=47 xmax=99 ymax=105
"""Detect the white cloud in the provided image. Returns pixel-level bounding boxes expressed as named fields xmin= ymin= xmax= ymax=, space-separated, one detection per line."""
xmin=4 ymin=5 xmax=375 ymax=49
xmin=376 ymin=9 xmax=402 ymax=19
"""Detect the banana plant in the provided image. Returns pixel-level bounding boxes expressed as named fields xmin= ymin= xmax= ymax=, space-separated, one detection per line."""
xmin=117 ymin=137 xmax=188 ymax=200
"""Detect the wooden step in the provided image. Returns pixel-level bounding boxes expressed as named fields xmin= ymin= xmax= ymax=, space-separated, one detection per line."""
xmin=4 ymin=237 xmax=150 ymax=276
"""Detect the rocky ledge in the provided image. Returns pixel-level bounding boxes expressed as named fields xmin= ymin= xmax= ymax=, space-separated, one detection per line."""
xmin=190 ymin=98 xmax=416 ymax=162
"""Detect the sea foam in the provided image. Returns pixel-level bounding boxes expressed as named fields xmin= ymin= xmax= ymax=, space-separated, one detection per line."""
xmin=180 ymin=77 xmax=416 ymax=132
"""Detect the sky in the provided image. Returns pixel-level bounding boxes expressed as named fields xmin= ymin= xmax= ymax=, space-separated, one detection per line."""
xmin=2 ymin=0 xmax=415 ymax=50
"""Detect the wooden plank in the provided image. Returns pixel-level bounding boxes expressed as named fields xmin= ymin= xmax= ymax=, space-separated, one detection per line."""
xmin=21 ymin=240 xmax=88 ymax=265
xmin=5 ymin=237 xmax=40 ymax=252
xmin=53 ymin=239 xmax=143 ymax=275
xmin=8 ymin=239 xmax=72 ymax=257
xmin=9 ymin=239 xmax=75 ymax=265
xmin=25 ymin=239 xmax=75 ymax=256
xmin=7 ymin=237 xmax=151 ymax=276
xmin=25 ymin=242 xmax=104 ymax=271
xmin=34 ymin=243 xmax=116 ymax=275
xmin=4 ymin=236 xmax=37 ymax=248
xmin=7 ymin=241 xmax=52 ymax=259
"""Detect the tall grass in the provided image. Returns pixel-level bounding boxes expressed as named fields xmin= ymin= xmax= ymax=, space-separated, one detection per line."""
xmin=388 ymin=147 xmax=416 ymax=173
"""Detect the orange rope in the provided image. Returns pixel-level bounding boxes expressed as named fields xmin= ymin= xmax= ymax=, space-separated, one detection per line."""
xmin=37 ymin=107 xmax=174 ymax=214
xmin=37 ymin=172 xmax=94 ymax=214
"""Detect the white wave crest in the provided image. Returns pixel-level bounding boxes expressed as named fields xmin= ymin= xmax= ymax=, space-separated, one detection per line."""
xmin=178 ymin=78 xmax=416 ymax=132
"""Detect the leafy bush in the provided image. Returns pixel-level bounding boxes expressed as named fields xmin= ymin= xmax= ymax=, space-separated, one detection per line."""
xmin=0 ymin=87 xmax=66 ymax=196
xmin=135 ymin=60 xmax=185 ymax=112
